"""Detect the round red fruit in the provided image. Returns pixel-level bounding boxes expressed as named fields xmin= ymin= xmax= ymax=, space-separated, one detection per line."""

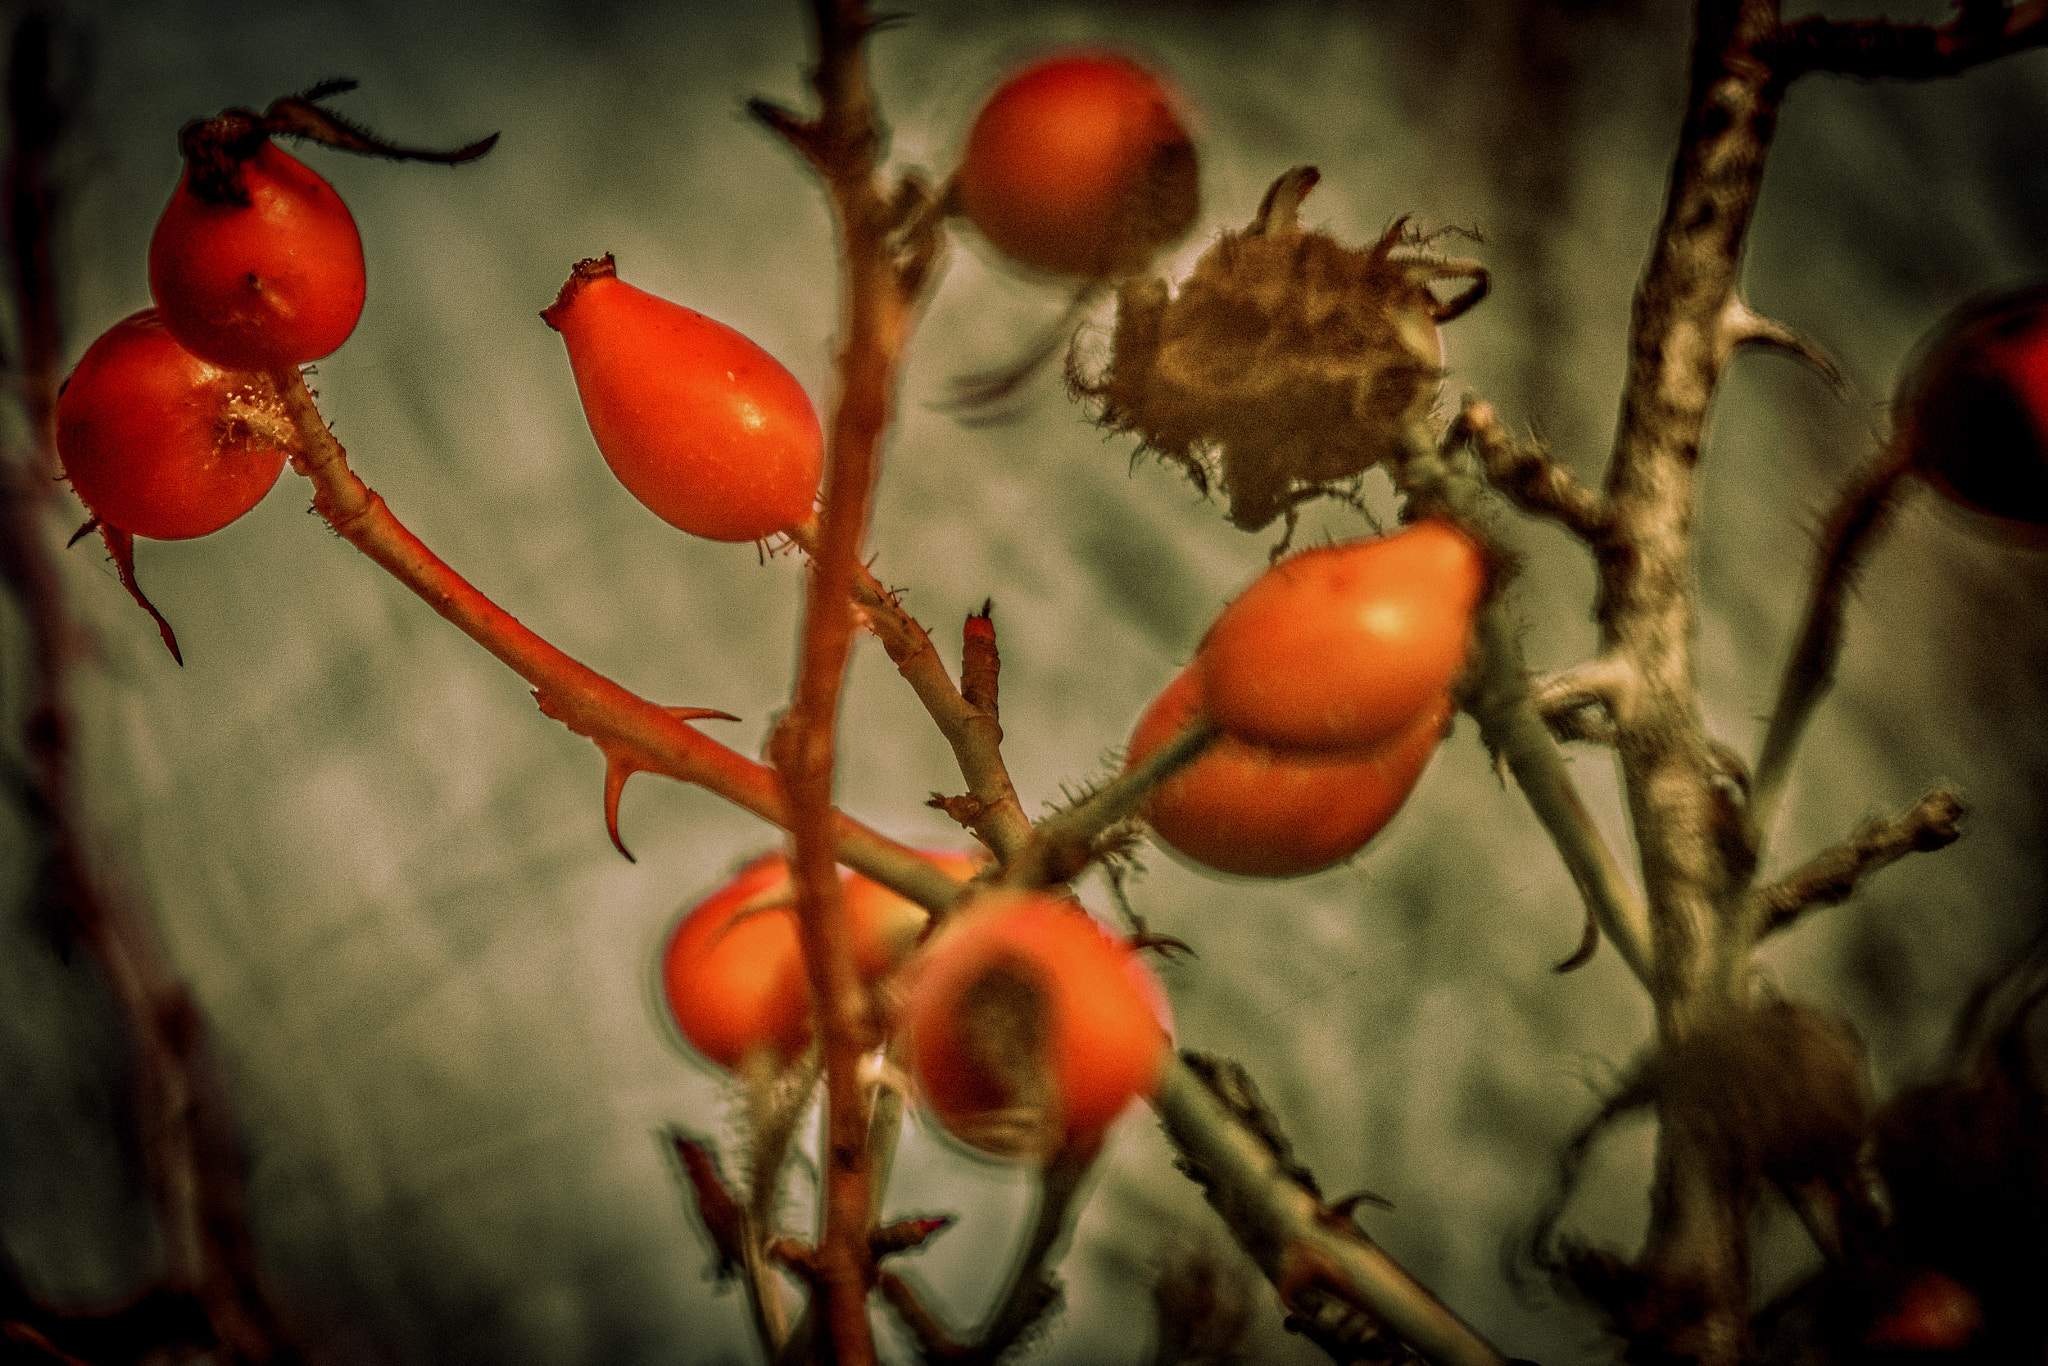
xmin=1126 ymin=666 xmax=1450 ymax=879
xmin=956 ymin=52 xmax=1198 ymax=279
xmin=149 ymin=140 xmax=366 ymax=370
xmin=543 ymin=255 xmax=823 ymax=543
xmin=56 ymin=310 xmax=290 ymax=541
xmin=904 ymin=894 xmax=1168 ymax=1160
xmin=1198 ymin=520 xmax=1486 ymax=754
xmin=662 ymin=854 xmax=812 ymax=1071
xmin=662 ymin=851 xmax=976 ymax=1072
xmin=1895 ymin=283 xmax=2048 ymax=532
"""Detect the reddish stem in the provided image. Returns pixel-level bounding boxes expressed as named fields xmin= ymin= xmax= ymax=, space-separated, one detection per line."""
xmin=269 ymin=367 xmax=966 ymax=918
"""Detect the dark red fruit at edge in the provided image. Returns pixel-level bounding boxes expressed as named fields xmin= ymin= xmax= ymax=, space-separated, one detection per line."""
xmin=1896 ymin=283 xmax=2048 ymax=533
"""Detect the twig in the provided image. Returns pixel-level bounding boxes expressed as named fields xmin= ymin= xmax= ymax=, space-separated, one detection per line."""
xmin=1000 ymin=714 xmax=1217 ymax=891
xmin=1453 ymin=398 xmax=1609 ymax=541
xmin=1156 ymin=1055 xmax=1509 ymax=1366
xmin=791 ymin=523 xmax=1032 ymax=865
xmin=1749 ymin=445 xmax=1913 ymax=851
xmin=1749 ymin=788 xmax=1964 ymax=940
xmin=1763 ymin=0 xmax=2048 ymax=80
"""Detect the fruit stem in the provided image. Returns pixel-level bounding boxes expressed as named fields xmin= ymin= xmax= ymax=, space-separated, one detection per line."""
xmin=998 ymin=712 xmax=1218 ymax=891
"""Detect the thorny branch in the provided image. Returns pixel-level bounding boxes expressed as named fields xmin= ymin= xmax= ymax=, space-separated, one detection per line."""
xmin=754 ymin=0 xmax=950 ymax=1359
xmin=1158 ymin=1055 xmax=1507 ymax=1366
xmin=1541 ymin=1 xmax=2045 ymax=1359
xmin=790 ymin=520 xmax=1033 ymax=865
xmin=272 ymin=370 xmax=970 ymax=919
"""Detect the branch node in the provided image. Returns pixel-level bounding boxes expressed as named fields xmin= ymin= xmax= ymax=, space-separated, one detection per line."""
xmin=1453 ymin=395 xmax=1609 ymax=540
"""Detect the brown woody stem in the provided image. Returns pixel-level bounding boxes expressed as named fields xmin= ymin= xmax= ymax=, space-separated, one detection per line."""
xmin=1156 ymin=1057 xmax=1508 ymax=1366
xmin=1749 ymin=788 xmax=1964 ymax=940
xmin=791 ymin=522 xmax=1033 ymax=865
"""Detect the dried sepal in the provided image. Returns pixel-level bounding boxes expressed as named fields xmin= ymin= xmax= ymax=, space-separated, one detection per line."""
xmin=1074 ymin=165 xmax=1486 ymax=533
xmin=665 ymin=1132 xmax=747 ymax=1282
xmin=871 ymin=1215 xmax=951 ymax=1259
xmin=96 ymin=523 xmax=181 ymax=664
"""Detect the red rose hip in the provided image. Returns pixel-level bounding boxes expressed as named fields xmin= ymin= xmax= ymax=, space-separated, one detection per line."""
xmin=56 ymin=309 xmax=290 ymax=541
xmin=1126 ymin=666 xmax=1451 ymax=878
xmin=150 ymin=139 xmax=366 ymax=370
xmin=955 ymin=52 xmax=1199 ymax=279
xmin=544 ymin=255 xmax=823 ymax=543
xmin=1198 ymin=520 xmax=1485 ymax=753
xmin=904 ymin=894 xmax=1168 ymax=1161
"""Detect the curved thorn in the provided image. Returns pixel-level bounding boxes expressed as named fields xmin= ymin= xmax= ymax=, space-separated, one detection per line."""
xmin=603 ymin=750 xmax=639 ymax=862
xmin=665 ymin=705 xmax=741 ymax=725
xmin=1553 ymin=905 xmax=1600 ymax=973
xmin=66 ymin=515 xmax=98 ymax=548
xmin=1721 ymin=295 xmax=1844 ymax=390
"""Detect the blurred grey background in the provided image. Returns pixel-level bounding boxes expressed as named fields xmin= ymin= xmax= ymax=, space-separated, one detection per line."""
xmin=3 ymin=0 xmax=2047 ymax=1361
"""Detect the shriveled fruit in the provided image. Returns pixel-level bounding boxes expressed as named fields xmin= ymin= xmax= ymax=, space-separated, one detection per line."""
xmin=662 ymin=850 xmax=976 ymax=1072
xmin=1198 ymin=519 xmax=1486 ymax=753
xmin=955 ymin=52 xmax=1198 ymax=279
xmin=1081 ymin=167 xmax=1486 ymax=533
xmin=544 ymin=255 xmax=823 ymax=543
xmin=1126 ymin=666 xmax=1450 ymax=878
xmin=56 ymin=309 xmax=291 ymax=541
xmin=904 ymin=893 xmax=1168 ymax=1161
xmin=1895 ymin=283 xmax=2048 ymax=531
